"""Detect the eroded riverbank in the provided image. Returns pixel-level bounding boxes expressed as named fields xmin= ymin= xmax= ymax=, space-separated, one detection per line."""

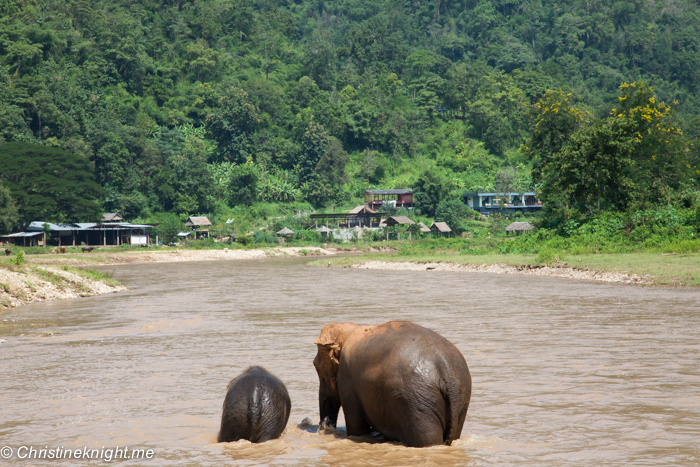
xmin=0 ymin=265 xmax=126 ymax=309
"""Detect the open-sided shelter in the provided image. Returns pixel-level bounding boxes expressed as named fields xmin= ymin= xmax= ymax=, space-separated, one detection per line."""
xmin=184 ymin=216 xmax=212 ymax=239
xmin=383 ymin=216 xmax=415 ymax=240
xmin=430 ymin=222 xmax=452 ymax=237
xmin=505 ymin=222 xmax=534 ymax=235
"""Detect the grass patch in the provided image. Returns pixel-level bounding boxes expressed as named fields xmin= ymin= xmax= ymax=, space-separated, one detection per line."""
xmin=316 ymin=246 xmax=700 ymax=287
xmin=60 ymin=266 xmax=122 ymax=287
xmin=30 ymin=267 xmax=71 ymax=290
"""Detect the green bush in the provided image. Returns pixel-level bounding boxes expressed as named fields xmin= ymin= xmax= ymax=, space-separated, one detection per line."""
xmin=254 ymin=230 xmax=278 ymax=244
xmin=11 ymin=251 xmax=25 ymax=266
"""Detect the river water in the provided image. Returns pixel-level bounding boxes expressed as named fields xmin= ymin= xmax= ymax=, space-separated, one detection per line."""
xmin=1 ymin=258 xmax=699 ymax=466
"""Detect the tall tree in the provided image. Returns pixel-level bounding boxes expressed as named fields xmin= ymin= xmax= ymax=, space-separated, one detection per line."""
xmin=0 ymin=142 xmax=104 ymax=226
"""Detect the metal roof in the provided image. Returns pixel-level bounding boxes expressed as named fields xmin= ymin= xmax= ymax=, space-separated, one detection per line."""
xmin=462 ymin=192 xmax=537 ymax=197
xmin=364 ymin=189 xmax=413 ymax=195
xmin=26 ymin=221 xmax=153 ymax=231
xmin=27 ymin=222 xmax=98 ymax=231
xmin=177 ymin=231 xmax=192 ymax=237
xmin=2 ymin=231 xmax=44 ymax=237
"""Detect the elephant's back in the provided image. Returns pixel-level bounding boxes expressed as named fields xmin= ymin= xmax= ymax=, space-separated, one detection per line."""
xmin=219 ymin=371 xmax=291 ymax=443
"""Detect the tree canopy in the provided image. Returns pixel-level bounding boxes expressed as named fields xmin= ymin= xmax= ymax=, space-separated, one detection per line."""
xmin=0 ymin=142 xmax=104 ymax=226
xmin=0 ymin=0 xmax=698 ymax=227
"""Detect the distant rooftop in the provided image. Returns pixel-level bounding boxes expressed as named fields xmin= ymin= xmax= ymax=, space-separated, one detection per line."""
xmin=364 ymin=189 xmax=413 ymax=195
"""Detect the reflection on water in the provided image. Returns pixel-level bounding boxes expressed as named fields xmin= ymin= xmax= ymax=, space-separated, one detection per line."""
xmin=1 ymin=257 xmax=699 ymax=466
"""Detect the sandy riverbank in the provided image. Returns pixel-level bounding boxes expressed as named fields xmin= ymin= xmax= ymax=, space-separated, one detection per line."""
xmin=1 ymin=265 xmax=127 ymax=309
xmin=1 ymin=247 xmax=338 ymax=309
xmin=349 ymin=260 xmax=650 ymax=284
xmin=24 ymin=246 xmax=337 ymax=267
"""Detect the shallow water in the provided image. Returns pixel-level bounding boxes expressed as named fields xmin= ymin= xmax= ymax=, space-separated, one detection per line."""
xmin=1 ymin=258 xmax=699 ymax=466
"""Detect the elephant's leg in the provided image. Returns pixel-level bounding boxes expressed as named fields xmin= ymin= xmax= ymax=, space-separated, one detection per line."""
xmin=396 ymin=407 xmax=445 ymax=447
xmin=340 ymin=391 xmax=372 ymax=437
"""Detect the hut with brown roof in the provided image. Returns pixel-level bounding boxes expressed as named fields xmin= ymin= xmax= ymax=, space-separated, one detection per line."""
xmin=505 ymin=221 xmax=534 ymax=235
xmin=102 ymin=213 xmax=124 ymax=223
xmin=383 ymin=216 xmax=416 ymax=240
xmin=185 ymin=216 xmax=212 ymax=239
xmin=430 ymin=222 xmax=453 ymax=237
xmin=417 ymin=222 xmax=431 ymax=233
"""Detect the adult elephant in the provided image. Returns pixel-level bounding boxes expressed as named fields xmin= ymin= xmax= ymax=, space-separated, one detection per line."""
xmin=313 ymin=321 xmax=471 ymax=447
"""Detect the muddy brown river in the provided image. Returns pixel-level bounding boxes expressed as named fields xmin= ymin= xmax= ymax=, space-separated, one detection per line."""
xmin=1 ymin=258 xmax=699 ymax=466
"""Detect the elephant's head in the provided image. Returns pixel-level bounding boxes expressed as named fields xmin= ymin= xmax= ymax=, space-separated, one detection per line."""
xmin=313 ymin=323 xmax=359 ymax=428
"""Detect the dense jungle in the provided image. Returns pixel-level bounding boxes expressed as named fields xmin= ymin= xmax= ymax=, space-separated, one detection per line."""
xmin=1 ymin=0 xmax=699 ymax=244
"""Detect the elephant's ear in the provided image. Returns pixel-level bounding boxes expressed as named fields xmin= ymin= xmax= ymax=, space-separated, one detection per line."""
xmin=315 ymin=343 xmax=341 ymax=373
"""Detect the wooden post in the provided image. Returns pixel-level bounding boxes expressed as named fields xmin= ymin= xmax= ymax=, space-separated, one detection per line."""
xmin=44 ymin=232 xmax=47 ymax=248
xmin=73 ymin=231 xmax=75 ymax=246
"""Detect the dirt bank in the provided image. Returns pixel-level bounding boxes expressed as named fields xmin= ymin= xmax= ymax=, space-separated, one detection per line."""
xmin=1 ymin=266 xmax=127 ymax=310
xmin=349 ymin=260 xmax=650 ymax=284
xmin=25 ymin=246 xmax=336 ymax=267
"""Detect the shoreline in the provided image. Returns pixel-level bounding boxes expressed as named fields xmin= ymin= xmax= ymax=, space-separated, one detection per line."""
xmin=1 ymin=247 xmax=338 ymax=310
xmin=22 ymin=246 xmax=338 ymax=267
xmin=347 ymin=260 xmax=650 ymax=284
xmin=1 ymin=265 xmax=127 ymax=310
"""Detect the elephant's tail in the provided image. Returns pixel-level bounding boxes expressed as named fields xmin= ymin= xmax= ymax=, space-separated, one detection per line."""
xmin=441 ymin=379 xmax=466 ymax=445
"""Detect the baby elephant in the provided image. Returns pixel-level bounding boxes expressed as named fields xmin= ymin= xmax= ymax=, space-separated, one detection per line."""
xmin=218 ymin=366 xmax=291 ymax=443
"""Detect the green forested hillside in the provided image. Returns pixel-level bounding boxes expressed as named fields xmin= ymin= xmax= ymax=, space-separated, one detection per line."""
xmin=1 ymin=0 xmax=699 ymax=229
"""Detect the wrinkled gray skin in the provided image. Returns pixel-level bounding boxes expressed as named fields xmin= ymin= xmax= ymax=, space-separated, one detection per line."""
xmin=313 ymin=321 xmax=471 ymax=447
xmin=218 ymin=366 xmax=291 ymax=443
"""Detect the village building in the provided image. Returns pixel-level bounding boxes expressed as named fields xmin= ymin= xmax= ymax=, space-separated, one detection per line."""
xmin=462 ymin=192 xmax=542 ymax=214
xmin=505 ymin=221 xmax=535 ymax=235
xmin=363 ymin=189 xmax=414 ymax=211
xmin=310 ymin=206 xmax=382 ymax=229
xmin=102 ymin=213 xmax=124 ymax=223
xmin=430 ymin=222 xmax=453 ymax=237
xmin=383 ymin=216 xmax=415 ymax=240
xmin=1 ymin=221 xmax=155 ymax=247
xmin=184 ymin=216 xmax=212 ymax=239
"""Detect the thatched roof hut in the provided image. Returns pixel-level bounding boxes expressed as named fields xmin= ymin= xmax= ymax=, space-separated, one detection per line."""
xmin=315 ymin=225 xmax=332 ymax=234
xmin=430 ymin=222 xmax=452 ymax=233
xmin=102 ymin=212 xmax=124 ymax=223
xmin=417 ymin=222 xmax=431 ymax=233
xmin=348 ymin=205 xmax=376 ymax=215
xmin=276 ymin=227 xmax=295 ymax=236
xmin=384 ymin=216 xmax=415 ymax=226
xmin=185 ymin=216 xmax=212 ymax=228
xmin=505 ymin=222 xmax=534 ymax=233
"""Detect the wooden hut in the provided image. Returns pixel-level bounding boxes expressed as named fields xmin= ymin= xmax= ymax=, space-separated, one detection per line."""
xmin=417 ymin=222 xmax=431 ymax=233
xmin=505 ymin=221 xmax=534 ymax=235
xmin=430 ymin=222 xmax=452 ymax=237
xmin=363 ymin=189 xmax=414 ymax=211
xmin=383 ymin=216 xmax=415 ymax=240
xmin=185 ymin=216 xmax=212 ymax=239
xmin=102 ymin=213 xmax=124 ymax=223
